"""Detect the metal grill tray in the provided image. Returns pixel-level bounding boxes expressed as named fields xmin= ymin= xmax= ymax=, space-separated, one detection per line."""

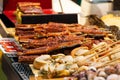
xmin=5 ymin=53 xmax=17 ymax=57
xmin=12 ymin=62 xmax=33 ymax=80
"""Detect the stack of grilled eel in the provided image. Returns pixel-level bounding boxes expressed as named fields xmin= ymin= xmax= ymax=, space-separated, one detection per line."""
xmin=15 ymin=22 xmax=114 ymax=63
xmin=16 ymin=2 xmax=43 ymax=23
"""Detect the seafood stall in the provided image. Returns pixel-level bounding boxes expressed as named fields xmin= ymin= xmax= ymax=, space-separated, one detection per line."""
xmin=0 ymin=0 xmax=80 ymax=80
xmin=1 ymin=15 xmax=120 ymax=80
xmin=1 ymin=0 xmax=120 ymax=80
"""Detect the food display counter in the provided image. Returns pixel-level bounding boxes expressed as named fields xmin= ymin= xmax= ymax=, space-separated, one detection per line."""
xmin=0 ymin=0 xmax=81 ymax=80
xmin=1 ymin=17 xmax=120 ymax=80
xmin=1 ymin=0 xmax=120 ymax=80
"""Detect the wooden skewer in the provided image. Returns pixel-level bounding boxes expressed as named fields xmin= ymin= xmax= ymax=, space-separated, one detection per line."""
xmin=82 ymin=42 xmax=110 ymax=61
xmin=106 ymin=59 xmax=120 ymax=66
xmin=82 ymin=41 xmax=120 ymax=64
xmin=110 ymin=40 xmax=120 ymax=46
xmin=82 ymin=42 xmax=108 ymax=56
xmin=92 ymin=46 xmax=120 ymax=68
xmin=76 ymin=44 xmax=109 ymax=64
xmin=75 ymin=40 xmax=120 ymax=68
xmin=96 ymin=45 xmax=120 ymax=61
xmin=94 ymin=40 xmax=120 ymax=60
xmin=96 ymin=56 xmax=120 ymax=69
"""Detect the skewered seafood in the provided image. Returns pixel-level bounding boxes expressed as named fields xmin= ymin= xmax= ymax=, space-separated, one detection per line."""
xmin=17 ymin=2 xmax=43 ymax=14
xmin=33 ymin=55 xmax=51 ymax=69
xmin=33 ymin=54 xmax=76 ymax=78
xmin=94 ymin=77 xmax=105 ymax=80
xmin=16 ymin=22 xmax=111 ymax=40
xmin=104 ymin=66 xmax=117 ymax=75
xmin=18 ymin=55 xmax=39 ymax=63
xmin=72 ymin=63 xmax=120 ymax=80
xmin=15 ymin=22 xmax=116 ymax=65
xmin=30 ymin=42 xmax=108 ymax=77
xmin=33 ymin=55 xmax=86 ymax=78
xmin=97 ymin=69 xmax=107 ymax=78
xmin=70 ymin=40 xmax=120 ymax=79
xmin=30 ymin=39 xmax=120 ymax=79
xmin=18 ymin=39 xmax=114 ymax=63
xmin=106 ymin=74 xmax=120 ymax=80
xmin=16 ymin=2 xmax=43 ymax=23
xmin=18 ymin=34 xmax=84 ymax=56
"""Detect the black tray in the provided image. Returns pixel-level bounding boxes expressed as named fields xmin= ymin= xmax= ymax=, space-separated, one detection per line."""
xmin=12 ymin=62 xmax=33 ymax=80
xmin=2 ymin=54 xmax=33 ymax=80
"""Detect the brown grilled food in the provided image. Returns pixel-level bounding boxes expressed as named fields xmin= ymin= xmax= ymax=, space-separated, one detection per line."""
xmin=17 ymin=2 xmax=43 ymax=14
xmin=15 ymin=22 xmax=114 ymax=63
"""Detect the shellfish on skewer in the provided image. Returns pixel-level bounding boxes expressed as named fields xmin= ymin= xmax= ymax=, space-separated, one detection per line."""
xmin=71 ymin=40 xmax=120 ymax=67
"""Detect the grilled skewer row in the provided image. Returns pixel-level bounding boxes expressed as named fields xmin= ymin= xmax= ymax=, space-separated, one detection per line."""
xmin=16 ymin=22 xmax=111 ymax=39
